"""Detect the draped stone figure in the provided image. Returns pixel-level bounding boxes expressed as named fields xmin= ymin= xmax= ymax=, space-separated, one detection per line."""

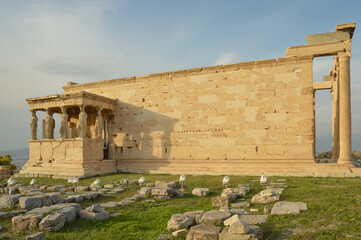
xmin=94 ymin=108 xmax=103 ymax=139
xmin=30 ymin=110 xmax=38 ymax=140
xmin=59 ymin=107 xmax=69 ymax=139
xmin=77 ymin=105 xmax=87 ymax=138
xmin=45 ymin=109 xmax=55 ymax=139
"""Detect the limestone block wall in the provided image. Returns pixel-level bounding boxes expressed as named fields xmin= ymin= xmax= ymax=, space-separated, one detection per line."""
xmin=28 ymin=139 xmax=104 ymax=162
xmin=63 ymin=56 xmax=315 ymax=174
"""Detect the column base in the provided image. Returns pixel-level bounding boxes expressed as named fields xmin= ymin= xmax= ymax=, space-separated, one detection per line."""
xmin=337 ymin=158 xmax=355 ymax=167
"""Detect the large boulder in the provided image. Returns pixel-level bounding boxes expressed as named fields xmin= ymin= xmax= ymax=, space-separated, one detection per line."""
xmin=200 ymin=210 xmax=231 ymax=225
xmin=57 ymin=207 xmax=77 ymax=223
xmin=271 ymin=201 xmax=308 ymax=215
xmin=19 ymin=194 xmax=59 ymax=210
xmin=39 ymin=212 xmax=66 ymax=232
xmin=167 ymin=214 xmax=194 ymax=230
xmin=0 ymin=194 xmax=23 ymax=208
xmin=186 ymin=224 xmax=221 ymax=240
xmin=12 ymin=214 xmax=44 ymax=231
xmin=192 ymin=188 xmax=210 ymax=197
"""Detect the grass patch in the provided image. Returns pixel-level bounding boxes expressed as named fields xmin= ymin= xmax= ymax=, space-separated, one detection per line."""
xmin=1 ymin=174 xmax=361 ymax=239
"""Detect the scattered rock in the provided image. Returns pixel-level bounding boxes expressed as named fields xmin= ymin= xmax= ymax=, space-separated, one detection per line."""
xmin=231 ymin=201 xmax=250 ymax=208
xmin=57 ymin=207 xmax=78 ymax=223
xmin=219 ymin=225 xmax=263 ymax=240
xmin=139 ymin=187 xmax=152 ymax=196
xmin=120 ymin=179 xmax=129 ymax=185
xmin=229 ymin=220 xmax=250 ymax=234
xmin=158 ymin=234 xmax=171 ymax=239
xmin=271 ymin=201 xmax=307 ymax=215
xmin=186 ymin=224 xmax=221 ymax=240
xmin=86 ymin=204 xmax=104 ymax=213
xmin=192 ymin=188 xmax=210 ymax=197
xmin=39 ymin=212 xmax=66 ymax=232
xmin=0 ymin=194 xmax=23 ymax=208
xmin=145 ymin=182 xmax=155 ymax=187
xmin=251 ymin=189 xmax=282 ymax=204
xmin=183 ymin=210 xmax=205 ymax=224
xmin=26 ymin=232 xmax=46 ymax=240
xmin=151 ymin=188 xmax=173 ymax=196
xmin=155 ymin=181 xmax=177 ymax=189
xmin=250 ymin=208 xmax=259 ymax=213
xmin=172 ymin=229 xmax=188 ymax=237
xmin=100 ymin=202 xmax=121 ymax=208
xmin=219 ymin=206 xmax=230 ymax=212
xmin=229 ymin=209 xmax=251 ymax=215
xmin=224 ymin=214 xmax=242 ymax=226
xmin=12 ymin=214 xmax=44 ymax=231
xmin=212 ymin=196 xmax=230 ymax=207
xmin=167 ymin=214 xmax=194 ymax=230
xmin=46 ymin=185 xmax=65 ymax=192
xmin=104 ymin=184 xmax=114 ymax=189
xmin=200 ymin=210 xmax=231 ymax=225
xmin=78 ymin=209 xmax=110 ymax=221
xmin=239 ymin=215 xmax=268 ymax=225
xmin=19 ymin=194 xmax=58 ymax=210
xmin=75 ymin=186 xmax=89 ymax=192
xmin=89 ymin=184 xmax=102 ymax=191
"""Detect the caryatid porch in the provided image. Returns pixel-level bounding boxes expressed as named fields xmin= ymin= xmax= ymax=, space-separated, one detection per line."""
xmin=20 ymin=91 xmax=118 ymax=177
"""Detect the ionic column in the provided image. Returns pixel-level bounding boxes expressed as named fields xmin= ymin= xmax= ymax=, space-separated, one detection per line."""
xmin=337 ymin=52 xmax=353 ymax=166
xmin=331 ymin=60 xmax=340 ymax=161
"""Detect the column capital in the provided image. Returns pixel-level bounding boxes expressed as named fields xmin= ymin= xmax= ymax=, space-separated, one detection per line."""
xmin=337 ymin=52 xmax=352 ymax=60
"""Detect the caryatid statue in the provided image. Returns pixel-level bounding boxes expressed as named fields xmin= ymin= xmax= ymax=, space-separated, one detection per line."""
xmin=94 ymin=107 xmax=103 ymax=139
xmin=59 ymin=106 xmax=69 ymax=139
xmin=30 ymin=110 xmax=38 ymax=140
xmin=77 ymin=105 xmax=87 ymax=138
xmin=45 ymin=109 xmax=55 ymax=139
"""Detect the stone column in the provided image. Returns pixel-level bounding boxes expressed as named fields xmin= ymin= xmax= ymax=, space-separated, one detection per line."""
xmin=337 ymin=52 xmax=353 ymax=166
xmin=30 ymin=110 xmax=38 ymax=140
xmin=331 ymin=59 xmax=340 ymax=161
xmin=59 ymin=107 xmax=69 ymax=139
xmin=77 ymin=105 xmax=87 ymax=138
xmin=45 ymin=109 xmax=55 ymax=139
xmin=94 ymin=107 xmax=103 ymax=139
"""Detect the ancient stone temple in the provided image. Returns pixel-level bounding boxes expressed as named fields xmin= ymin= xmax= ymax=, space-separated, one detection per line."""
xmin=20 ymin=23 xmax=360 ymax=178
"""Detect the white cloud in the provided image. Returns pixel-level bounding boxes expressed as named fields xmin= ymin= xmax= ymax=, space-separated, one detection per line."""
xmin=213 ymin=53 xmax=236 ymax=66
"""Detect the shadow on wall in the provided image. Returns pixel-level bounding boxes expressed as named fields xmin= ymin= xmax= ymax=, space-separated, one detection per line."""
xmin=112 ymin=100 xmax=179 ymax=168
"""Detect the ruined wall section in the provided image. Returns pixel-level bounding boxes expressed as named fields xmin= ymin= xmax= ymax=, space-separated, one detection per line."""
xmin=63 ymin=57 xmax=315 ymax=167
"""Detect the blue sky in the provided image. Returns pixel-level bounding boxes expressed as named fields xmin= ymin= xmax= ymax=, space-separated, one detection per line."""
xmin=0 ymin=0 xmax=360 ymax=152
